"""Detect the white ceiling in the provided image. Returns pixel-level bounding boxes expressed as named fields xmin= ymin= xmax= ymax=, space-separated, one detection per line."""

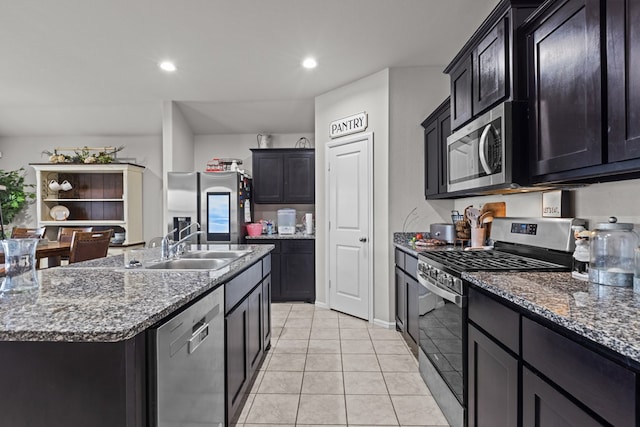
xmin=0 ymin=0 xmax=498 ymax=137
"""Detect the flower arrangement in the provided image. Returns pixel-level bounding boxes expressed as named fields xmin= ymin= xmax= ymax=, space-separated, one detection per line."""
xmin=42 ymin=146 xmax=124 ymax=164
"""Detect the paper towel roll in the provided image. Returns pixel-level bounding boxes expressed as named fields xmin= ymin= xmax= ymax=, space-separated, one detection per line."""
xmin=305 ymin=213 xmax=313 ymax=235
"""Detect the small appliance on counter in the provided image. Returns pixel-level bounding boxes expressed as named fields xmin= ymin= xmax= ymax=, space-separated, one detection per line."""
xmin=277 ymin=208 xmax=296 ymax=235
xmin=429 ymin=223 xmax=456 ymax=244
xmin=571 ymin=225 xmax=590 ymax=281
xmin=304 ymin=213 xmax=313 ymax=235
xmin=588 ymin=217 xmax=639 ymax=287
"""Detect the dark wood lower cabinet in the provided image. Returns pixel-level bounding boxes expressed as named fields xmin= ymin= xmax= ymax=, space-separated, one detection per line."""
xmin=281 ymin=242 xmax=315 ymax=302
xmin=467 ymin=324 xmax=518 ymax=427
xmin=395 ymin=266 xmax=406 ymax=333
xmin=394 ymin=248 xmax=418 ymax=353
xmin=247 ymin=284 xmax=264 ymax=372
xmin=0 ymin=336 xmax=147 ymax=427
xmin=405 ymin=274 xmax=419 ymax=349
xmin=226 ymin=299 xmax=249 ymax=421
xmin=468 ymin=285 xmax=638 ymax=427
xmin=262 ymin=274 xmax=271 ymax=346
xmin=250 ymin=239 xmax=315 ymax=302
xmin=522 ymin=367 xmax=602 ymax=427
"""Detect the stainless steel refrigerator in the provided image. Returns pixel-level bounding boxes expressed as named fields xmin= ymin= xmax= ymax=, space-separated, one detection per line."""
xmin=167 ymin=171 xmax=252 ymax=244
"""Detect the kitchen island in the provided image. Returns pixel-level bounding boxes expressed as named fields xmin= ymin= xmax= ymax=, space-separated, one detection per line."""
xmin=0 ymin=244 xmax=273 ymax=427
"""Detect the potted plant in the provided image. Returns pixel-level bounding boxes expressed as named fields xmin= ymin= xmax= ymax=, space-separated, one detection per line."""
xmin=0 ymin=168 xmax=36 ymax=237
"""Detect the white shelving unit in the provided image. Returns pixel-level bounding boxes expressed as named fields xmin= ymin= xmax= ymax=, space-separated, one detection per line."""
xmin=30 ymin=163 xmax=145 ymax=246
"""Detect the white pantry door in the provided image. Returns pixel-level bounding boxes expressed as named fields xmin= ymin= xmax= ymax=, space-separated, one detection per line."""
xmin=327 ymin=133 xmax=372 ymax=320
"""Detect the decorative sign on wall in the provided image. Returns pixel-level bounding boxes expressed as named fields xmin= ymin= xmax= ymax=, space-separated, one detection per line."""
xmin=330 ymin=112 xmax=368 ymax=139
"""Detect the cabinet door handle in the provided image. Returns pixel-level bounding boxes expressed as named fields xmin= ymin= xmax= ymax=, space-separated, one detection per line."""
xmin=359 ymin=237 xmax=367 ymax=242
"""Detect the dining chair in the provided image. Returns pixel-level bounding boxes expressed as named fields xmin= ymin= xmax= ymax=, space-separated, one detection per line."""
xmin=57 ymin=227 xmax=93 ymax=243
xmin=11 ymin=227 xmax=46 ymax=239
xmin=68 ymin=230 xmax=113 ymax=264
xmin=10 ymin=227 xmax=46 ymax=268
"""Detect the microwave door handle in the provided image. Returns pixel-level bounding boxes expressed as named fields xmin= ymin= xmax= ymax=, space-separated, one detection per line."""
xmin=479 ymin=124 xmax=493 ymax=175
xmin=419 ymin=276 xmax=463 ymax=308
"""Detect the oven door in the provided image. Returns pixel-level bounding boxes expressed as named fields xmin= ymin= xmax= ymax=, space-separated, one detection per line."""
xmin=447 ymin=102 xmax=506 ymax=193
xmin=418 ymin=270 xmax=466 ymax=426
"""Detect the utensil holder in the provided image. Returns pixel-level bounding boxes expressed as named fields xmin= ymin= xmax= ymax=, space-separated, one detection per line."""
xmin=470 ymin=227 xmax=486 ymax=248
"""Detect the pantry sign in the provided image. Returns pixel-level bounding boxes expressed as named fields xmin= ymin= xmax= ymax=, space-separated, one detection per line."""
xmin=330 ymin=112 xmax=368 ymax=139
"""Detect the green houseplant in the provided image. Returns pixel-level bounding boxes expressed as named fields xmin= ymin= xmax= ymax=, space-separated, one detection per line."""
xmin=0 ymin=167 xmax=36 ymax=227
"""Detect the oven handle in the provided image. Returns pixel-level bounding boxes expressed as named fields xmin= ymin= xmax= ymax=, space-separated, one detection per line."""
xmin=419 ymin=275 xmax=463 ymax=308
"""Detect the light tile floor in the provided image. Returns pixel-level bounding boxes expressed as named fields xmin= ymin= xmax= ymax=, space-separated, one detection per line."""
xmin=235 ymin=303 xmax=450 ymax=427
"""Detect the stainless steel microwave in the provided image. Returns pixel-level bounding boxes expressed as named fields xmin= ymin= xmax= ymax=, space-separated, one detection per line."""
xmin=446 ymin=102 xmax=528 ymax=194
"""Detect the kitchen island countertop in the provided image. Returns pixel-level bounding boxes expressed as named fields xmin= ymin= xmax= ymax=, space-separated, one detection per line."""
xmin=465 ymin=271 xmax=640 ymax=367
xmin=0 ymin=244 xmax=273 ymax=343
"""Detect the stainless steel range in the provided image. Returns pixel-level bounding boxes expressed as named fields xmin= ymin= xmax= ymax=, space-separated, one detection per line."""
xmin=416 ymin=217 xmax=585 ymax=427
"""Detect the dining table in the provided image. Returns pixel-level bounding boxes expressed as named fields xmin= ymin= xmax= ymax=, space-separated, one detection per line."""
xmin=0 ymin=241 xmax=71 ymax=268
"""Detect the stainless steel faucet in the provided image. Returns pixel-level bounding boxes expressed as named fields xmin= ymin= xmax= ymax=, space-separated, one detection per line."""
xmin=179 ymin=222 xmax=201 ymax=240
xmin=161 ymin=223 xmax=203 ymax=260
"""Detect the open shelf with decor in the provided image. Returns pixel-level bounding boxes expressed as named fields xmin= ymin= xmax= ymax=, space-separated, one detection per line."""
xmin=30 ymin=163 xmax=145 ymax=246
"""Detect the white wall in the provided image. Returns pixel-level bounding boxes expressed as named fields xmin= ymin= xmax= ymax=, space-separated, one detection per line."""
xmin=315 ymin=69 xmax=391 ymax=323
xmin=193 ymin=133 xmax=315 ymax=176
xmin=0 ymin=135 xmax=163 ymax=241
xmin=387 ymin=66 xmax=453 ymax=322
xmin=389 ymin=66 xmax=454 ymax=232
xmin=453 ymin=179 xmax=640 ymax=229
xmin=163 ymin=101 xmax=195 ymax=173
xmin=315 ymin=66 xmax=456 ymax=325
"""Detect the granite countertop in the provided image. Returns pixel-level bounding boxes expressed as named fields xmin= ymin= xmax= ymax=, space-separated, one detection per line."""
xmin=0 ymin=244 xmax=273 ymax=343
xmin=464 ymin=271 xmax=640 ymax=367
xmin=246 ymin=232 xmax=315 ymax=240
xmin=393 ymin=232 xmax=459 ymax=257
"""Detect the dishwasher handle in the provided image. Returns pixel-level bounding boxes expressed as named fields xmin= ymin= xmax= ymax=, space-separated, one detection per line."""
xmin=188 ymin=320 xmax=210 ymax=354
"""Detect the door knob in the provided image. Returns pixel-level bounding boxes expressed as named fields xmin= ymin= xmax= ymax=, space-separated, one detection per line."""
xmin=359 ymin=237 xmax=367 ymax=242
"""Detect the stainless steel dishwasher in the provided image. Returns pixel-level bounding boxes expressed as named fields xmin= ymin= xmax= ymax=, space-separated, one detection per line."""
xmin=149 ymin=285 xmax=224 ymax=427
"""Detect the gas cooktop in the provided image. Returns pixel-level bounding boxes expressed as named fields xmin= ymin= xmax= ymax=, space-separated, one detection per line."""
xmin=418 ymin=249 xmax=569 ymax=272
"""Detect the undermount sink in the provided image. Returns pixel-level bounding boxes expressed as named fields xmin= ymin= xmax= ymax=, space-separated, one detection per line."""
xmin=181 ymin=250 xmax=252 ymax=260
xmin=145 ymin=258 xmax=233 ymax=270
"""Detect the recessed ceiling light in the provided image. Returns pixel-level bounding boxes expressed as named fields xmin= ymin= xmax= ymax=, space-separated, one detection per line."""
xmin=159 ymin=61 xmax=177 ymax=72
xmin=302 ymin=57 xmax=317 ymax=69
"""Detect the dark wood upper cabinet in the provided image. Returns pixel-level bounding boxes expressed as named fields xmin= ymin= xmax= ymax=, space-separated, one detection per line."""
xmin=283 ymin=150 xmax=315 ymax=203
xmin=423 ymin=116 xmax=439 ymax=198
xmin=421 ymin=98 xmax=451 ymax=199
xmin=444 ymin=0 xmax=542 ymax=131
xmin=449 ymin=57 xmax=473 ymax=130
xmin=252 ymin=151 xmax=284 ymax=203
xmin=525 ymin=0 xmax=603 ymax=177
xmin=251 ymin=149 xmax=315 ymax=204
xmin=437 ymin=107 xmax=451 ymax=194
xmin=473 ymin=17 xmax=508 ymax=114
xmin=607 ymin=0 xmax=640 ymax=163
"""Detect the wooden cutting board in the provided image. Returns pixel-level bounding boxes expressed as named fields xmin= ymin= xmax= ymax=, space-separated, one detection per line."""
xmin=480 ymin=202 xmax=506 ymax=241
xmin=480 ymin=202 xmax=506 ymax=217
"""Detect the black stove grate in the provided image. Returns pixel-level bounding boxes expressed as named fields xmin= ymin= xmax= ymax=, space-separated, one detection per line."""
xmin=420 ymin=249 xmax=569 ymax=272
